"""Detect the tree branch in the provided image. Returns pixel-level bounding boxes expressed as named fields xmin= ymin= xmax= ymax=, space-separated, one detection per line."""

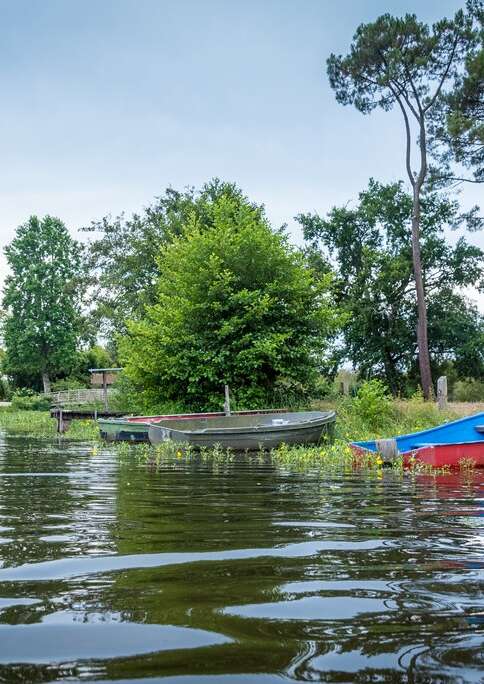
xmin=424 ymin=35 xmax=459 ymax=113
xmin=389 ymin=84 xmax=415 ymax=187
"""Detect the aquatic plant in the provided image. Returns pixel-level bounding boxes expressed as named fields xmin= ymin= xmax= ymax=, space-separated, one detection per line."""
xmin=0 ymin=409 xmax=99 ymax=441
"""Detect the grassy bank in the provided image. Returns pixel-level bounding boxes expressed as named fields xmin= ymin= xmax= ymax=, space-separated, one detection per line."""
xmin=0 ymin=409 xmax=99 ymax=440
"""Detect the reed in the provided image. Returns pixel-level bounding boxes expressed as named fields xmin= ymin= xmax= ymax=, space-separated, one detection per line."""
xmin=0 ymin=409 xmax=99 ymax=441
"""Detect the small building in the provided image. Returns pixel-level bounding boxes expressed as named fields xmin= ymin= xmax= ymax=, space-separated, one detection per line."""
xmin=89 ymin=368 xmax=122 ymax=388
xmin=89 ymin=368 xmax=122 ymax=408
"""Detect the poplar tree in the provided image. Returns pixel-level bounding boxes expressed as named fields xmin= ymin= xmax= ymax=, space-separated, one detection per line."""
xmin=2 ymin=216 xmax=83 ymax=392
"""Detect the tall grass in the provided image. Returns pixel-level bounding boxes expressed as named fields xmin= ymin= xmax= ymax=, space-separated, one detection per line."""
xmin=0 ymin=409 xmax=99 ymax=441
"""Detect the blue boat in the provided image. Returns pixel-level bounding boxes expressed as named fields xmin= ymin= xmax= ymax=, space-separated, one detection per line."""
xmin=351 ymin=412 xmax=484 ymax=467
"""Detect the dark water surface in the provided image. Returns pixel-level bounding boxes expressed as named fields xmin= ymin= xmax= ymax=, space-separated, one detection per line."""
xmin=0 ymin=434 xmax=482 ymax=683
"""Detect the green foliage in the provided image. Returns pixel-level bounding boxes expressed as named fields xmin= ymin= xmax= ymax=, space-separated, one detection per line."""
xmin=349 ymin=380 xmax=394 ymax=430
xmin=120 ymin=191 xmax=340 ymax=410
xmin=109 ymin=372 xmax=187 ymax=415
xmin=10 ymin=389 xmax=51 ymax=411
xmin=453 ymin=378 xmax=484 ymax=401
xmin=2 ymin=216 xmax=85 ymax=392
xmin=0 ymin=408 xmax=99 ymax=440
xmin=51 ymin=377 xmax=88 ymax=392
xmin=429 ymin=1 xmax=484 ymax=185
xmin=83 ymin=179 xmax=256 ymax=343
xmin=327 ymin=10 xmax=475 ymax=116
xmin=327 ymin=3 xmax=482 ymax=194
xmin=65 ymin=345 xmax=115 ymax=386
xmin=326 ymin=4 xmax=482 ymax=398
xmin=298 ymin=180 xmax=484 ymax=393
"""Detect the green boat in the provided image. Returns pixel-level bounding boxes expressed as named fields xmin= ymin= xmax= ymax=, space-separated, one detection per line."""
xmin=98 ymin=409 xmax=289 ymax=443
xmin=148 ymin=411 xmax=336 ymax=451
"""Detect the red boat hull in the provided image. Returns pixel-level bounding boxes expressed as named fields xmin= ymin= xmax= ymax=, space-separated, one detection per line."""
xmin=352 ymin=441 xmax=484 ymax=469
xmin=402 ymin=442 xmax=484 ymax=468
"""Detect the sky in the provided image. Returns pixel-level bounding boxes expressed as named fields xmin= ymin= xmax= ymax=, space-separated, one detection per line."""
xmin=0 ymin=0 xmax=482 ymax=309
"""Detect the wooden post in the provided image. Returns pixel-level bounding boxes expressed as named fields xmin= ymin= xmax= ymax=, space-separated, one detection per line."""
xmin=437 ymin=376 xmax=447 ymax=411
xmin=57 ymin=407 xmax=68 ymax=434
xmin=102 ymin=371 xmax=108 ymax=410
xmin=224 ymin=385 xmax=231 ymax=416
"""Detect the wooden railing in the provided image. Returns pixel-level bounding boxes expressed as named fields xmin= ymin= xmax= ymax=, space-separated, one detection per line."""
xmin=45 ymin=388 xmax=114 ymax=406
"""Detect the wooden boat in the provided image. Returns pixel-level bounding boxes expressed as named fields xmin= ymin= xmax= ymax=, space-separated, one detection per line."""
xmin=351 ymin=412 xmax=484 ymax=468
xmin=98 ymin=409 xmax=289 ymax=443
xmin=148 ymin=411 xmax=336 ymax=450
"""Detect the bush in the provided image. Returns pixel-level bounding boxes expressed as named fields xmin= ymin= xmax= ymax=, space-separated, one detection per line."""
xmin=11 ymin=389 xmax=51 ymax=411
xmin=120 ymin=192 xmax=339 ymax=410
xmin=51 ymin=377 xmax=88 ymax=392
xmin=311 ymin=375 xmax=339 ymax=400
xmin=350 ymin=379 xmax=394 ymax=430
xmin=109 ymin=373 xmax=187 ymax=415
xmin=453 ymin=378 xmax=484 ymax=402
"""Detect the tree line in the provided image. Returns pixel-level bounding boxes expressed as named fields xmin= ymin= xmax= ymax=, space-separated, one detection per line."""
xmin=1 ymin=2 xmax=482 ymax=407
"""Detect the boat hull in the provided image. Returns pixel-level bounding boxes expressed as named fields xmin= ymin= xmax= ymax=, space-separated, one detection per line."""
xmin=99 ymin=409 xmax=289 ymax=443
xmin=148 ymin=411 xmax=336 ymax=450
xmin=352 ymin=441 xmax=484 ymax=468
xmin=351 ymin=411 xmax=484 ymax=468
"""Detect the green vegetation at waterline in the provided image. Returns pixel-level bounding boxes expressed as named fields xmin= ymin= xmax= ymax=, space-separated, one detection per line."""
xmin=0 ymin=409 xmax=99 ymax=441
xmin=0 ymin=400 xmax=479 ymax=474
xmin=114 ymin=390 xmax=472 ymax=474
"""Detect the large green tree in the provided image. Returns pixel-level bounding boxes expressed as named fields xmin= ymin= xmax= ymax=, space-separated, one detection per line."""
xmin=119 ymin=192 xmax=339 ymax=410
xmin=298 ymin=180 xmax=484 ymax=394
xmin=2 ymin=216 xmax=84 ymax=393
xmin=83 ymin=179 xmax=256 ymax=344
xmin=327 ymin=6 xmax=479 ymax=398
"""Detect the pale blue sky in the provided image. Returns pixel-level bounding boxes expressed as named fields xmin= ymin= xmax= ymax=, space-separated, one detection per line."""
xmin=0 ymin=0 xmax=482 ymax=306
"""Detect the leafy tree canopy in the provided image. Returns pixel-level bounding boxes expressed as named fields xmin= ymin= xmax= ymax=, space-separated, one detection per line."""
xmin=83 ymin=179 xmax=260 ymax=344
xmin=326 ymin=3 xmax=483 ymax=397
xmin=2 ymin=216 xmax=84 ymax=392
xmin=298 ymin=180 xmax=484 ymax=393
xmin=429 ymin=0 xmax=483 ymax=184
xmin=119 ymin=191 xmax=340 ymax=411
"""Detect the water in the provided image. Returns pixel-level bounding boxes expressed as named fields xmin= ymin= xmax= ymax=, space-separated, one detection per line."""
xmin=0 ymin=433 xmax=482 ymax=683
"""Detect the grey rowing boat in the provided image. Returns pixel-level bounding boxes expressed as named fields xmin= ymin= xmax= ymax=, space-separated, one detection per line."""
xmin=148 ymin=410 xmax=336 ymax=450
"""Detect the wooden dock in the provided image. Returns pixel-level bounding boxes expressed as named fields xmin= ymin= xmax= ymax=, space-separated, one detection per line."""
xmin=50 ymin=407 xmax=124 ymax=433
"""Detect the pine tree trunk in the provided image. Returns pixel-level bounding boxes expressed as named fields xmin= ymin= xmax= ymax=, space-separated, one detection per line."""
xmin=411 ymin=186 xmax=433 ymax=400
xmin=42 ymin=371 xmax=51 ymax=395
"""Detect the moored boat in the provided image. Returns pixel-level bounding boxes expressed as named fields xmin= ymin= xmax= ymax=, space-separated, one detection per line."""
xmin=351 ymin=412 xmax=484 ymax=468
xmin=99 ymin=409 xmax=289 ymax=443
xmin=148 ymin=410 xmax=336 ymax=450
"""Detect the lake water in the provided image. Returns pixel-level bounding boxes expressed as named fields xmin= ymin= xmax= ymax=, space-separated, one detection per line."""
xmin=0 ymin=433 xmax=482 ymax=682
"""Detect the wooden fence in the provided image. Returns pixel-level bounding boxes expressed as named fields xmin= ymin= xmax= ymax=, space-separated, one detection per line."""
xmin=45 ymin=388 xmax=114 ymax=406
